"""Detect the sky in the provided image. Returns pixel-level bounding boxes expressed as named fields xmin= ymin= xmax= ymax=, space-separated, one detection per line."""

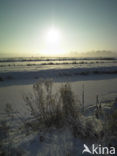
xmin=0 ymin=0 xmax=117 ymax=57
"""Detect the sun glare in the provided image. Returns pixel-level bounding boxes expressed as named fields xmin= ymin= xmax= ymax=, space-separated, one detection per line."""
xmin=46 ymin=27 xmax=61 ymax=45
xmin=41 ymin=26 xmax=65 ymax=56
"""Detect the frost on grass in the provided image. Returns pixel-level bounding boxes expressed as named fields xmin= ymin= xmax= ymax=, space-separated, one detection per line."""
xmin=22 ymin=79 xmax=102 ymax=140
xmin=22 ymin=80 xmax=82 ymax=131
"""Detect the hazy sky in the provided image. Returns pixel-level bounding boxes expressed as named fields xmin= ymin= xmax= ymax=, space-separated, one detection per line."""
xmin=0 ymin=0 xmax=117 ymax=57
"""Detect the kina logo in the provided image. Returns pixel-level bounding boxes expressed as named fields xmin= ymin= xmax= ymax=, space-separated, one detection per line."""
xmin=82 ymin=144 xmax=116 ymax=155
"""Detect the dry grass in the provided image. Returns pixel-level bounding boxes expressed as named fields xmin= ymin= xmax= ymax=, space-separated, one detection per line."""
xmin=23 ymin=80 xmax=81 ymax=129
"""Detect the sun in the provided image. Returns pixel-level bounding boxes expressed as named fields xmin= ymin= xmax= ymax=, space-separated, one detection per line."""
xmin=46 ymin=27 xmax=61 ymax=45
xmin=41 ymin=26 xmax=64 ymax=56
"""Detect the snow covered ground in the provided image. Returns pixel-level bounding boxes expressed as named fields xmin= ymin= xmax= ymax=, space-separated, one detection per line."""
xmin=0 ymin=74 xmax=117 ymax=113
xmin=0 ymin=57 xmax=117 ymax=155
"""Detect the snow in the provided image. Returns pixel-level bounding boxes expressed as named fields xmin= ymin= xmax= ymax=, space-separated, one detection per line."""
xmin=0 ymin=75 xmax=117 ymax=113
xmin=0 ymin=57 xmax=117 ymax=155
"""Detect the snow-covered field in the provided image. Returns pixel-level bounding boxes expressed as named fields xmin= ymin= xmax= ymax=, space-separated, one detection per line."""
xmin=0 ymin=75 xmax=117 ymax=113
xmin=0 ymin=57 xmax=117 ymax=73
xmin=0 ymin=57 xmax=117 ymax=155
xmin=0 ymin=57 xmax=116 ymax=111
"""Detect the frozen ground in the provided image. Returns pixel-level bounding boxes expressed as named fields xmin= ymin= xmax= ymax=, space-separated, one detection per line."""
xmin=0 ymin=56 xmax=117 ymax=73
xmin=0 ymin=74 xmax=117 ymax=113
xmin=0 ymin=57 xmax=117 ymax=155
